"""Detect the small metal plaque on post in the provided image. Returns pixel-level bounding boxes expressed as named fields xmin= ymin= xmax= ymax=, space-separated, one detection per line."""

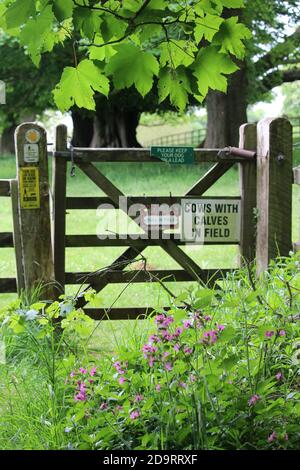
xmin=151 ymin=146 xmax=195 ymax=164
xmin=24 ymin=143 xmax=39 ymax=163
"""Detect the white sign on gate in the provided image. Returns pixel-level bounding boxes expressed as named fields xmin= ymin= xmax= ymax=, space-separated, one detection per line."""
xmin=181 ymin=198 xmax=241 ymax=244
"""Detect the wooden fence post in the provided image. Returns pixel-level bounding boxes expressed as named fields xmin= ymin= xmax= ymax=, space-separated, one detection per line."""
xmin=293 ymin=166 xmax=300 ymax=252
xmin=52 ymin=125 xmax=68 ymax=297
xmin=10 ymin=179 xmax=25 ymax=294
xmin=256 ymin=117 xmax=293 ymax=275
xmin=239 ymin=123 xmax=257 ymax=264
xmin=15 ymin=123 xmax=54 ymax=298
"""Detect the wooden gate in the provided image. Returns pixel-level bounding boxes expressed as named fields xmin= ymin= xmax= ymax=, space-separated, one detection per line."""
xmin=3 ymin=117 xmax=293 ymax=319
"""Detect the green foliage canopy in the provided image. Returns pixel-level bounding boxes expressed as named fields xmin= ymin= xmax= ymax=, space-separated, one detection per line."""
xmin=0 ymin=0 xmax=251 ymax=112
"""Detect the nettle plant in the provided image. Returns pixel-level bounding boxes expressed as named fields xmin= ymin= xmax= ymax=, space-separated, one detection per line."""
xmin=62 ymin=256 xmax=300 ymax=450
xmin=0 ymin=1 xmax=251 ymax=111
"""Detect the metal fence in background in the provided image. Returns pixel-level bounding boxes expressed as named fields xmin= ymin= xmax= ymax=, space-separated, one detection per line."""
xmin=145 ymin=116 xmax=300 ymax=148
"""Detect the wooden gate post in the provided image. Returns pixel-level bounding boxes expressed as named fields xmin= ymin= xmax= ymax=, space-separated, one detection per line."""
xmin=239 ymin=123 xmax=257 ymax=264
xmin=15 ymin=123 xmax=55 ymax=298
xmin=256 ymin=117 xmax=293 ymax=275
xmin=52 ymin=125 xmax=68 ymax=297
xmin=293 ymin=166 xmax=300 ymax=252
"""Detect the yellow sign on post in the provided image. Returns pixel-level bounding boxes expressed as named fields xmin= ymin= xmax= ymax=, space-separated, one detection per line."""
xmin=19 ymin=167 xmax=40 ymax=209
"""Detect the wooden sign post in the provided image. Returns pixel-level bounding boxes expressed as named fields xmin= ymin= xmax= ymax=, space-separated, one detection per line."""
xmin=256 ymin=117 xmax=293 ymax=275
xmin=15 ymin=123 xmax=55 ymax=299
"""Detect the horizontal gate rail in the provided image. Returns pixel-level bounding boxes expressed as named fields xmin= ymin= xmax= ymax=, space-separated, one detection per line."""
xmin=0 ymin=278 xmax=17 ymax=293
xmin=65 ymin=235 xmax=239 ymax=247
xmin=0 ymin=232 xmax=14 ymax=247
xmin=66 ymin=195 xmax=241 ymax=210
xmin=84 ymin=307 xmax=171 ymax=321
xmin=0 ymin=180 xmax=10 ymax=196
xmin=52 ymin=148 xmax=255 ymax=164
xmin=0 ymin=179 xmax=18 ymax=293
xmin=65 ymin=269 xmax=230 ymax=285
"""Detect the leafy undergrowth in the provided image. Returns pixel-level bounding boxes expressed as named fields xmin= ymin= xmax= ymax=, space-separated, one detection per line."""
xmin=0 ymin=254 xmax=300 ymax=450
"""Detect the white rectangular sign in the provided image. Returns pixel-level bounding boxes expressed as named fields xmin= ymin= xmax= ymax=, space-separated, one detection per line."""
xmin=24 ymin=144 xmax=39 ymax=163
xmin=181 ymin=198 xmax=241 ymax=243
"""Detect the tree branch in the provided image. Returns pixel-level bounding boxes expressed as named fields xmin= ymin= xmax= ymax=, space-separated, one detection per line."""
xmin=261 ymin=68 xmax=300 ymax=91
xmin=255 ymin=26 xmax=300 ymax=74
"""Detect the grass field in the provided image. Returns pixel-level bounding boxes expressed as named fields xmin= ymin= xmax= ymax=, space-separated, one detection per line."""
xmin=0 ymin=153 xmax=299 ymax=313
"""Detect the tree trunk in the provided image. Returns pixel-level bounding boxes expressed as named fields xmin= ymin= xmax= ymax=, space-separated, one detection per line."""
xmin=204 ymin=68 xmax=248 ymax=148
xmin=71 ymin=109 xmax=94 ymax=147
xmin=0 ymin=124 xmax=16 ymax=155
xmin=92 ymin=107 xmax=141 ymax=147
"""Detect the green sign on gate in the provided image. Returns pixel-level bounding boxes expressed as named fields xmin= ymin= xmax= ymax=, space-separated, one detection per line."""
xmin=150 ymin=146 xmax=195 ymax=164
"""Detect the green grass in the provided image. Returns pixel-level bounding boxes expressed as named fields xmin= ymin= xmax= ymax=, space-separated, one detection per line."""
xmin=0 ymin=154 xmax=299 ymax=310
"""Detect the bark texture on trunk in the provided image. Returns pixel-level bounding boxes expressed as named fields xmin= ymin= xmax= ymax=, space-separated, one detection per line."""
xmin=71 ymin=109 xmax=94 ymax=147
xmin=91 ymin=108 xmax=141 ymax=147
xmin=204 ymin=69 xmax=248 ymax=148
xmin=71 ymin=104 xmax=141 ymax=148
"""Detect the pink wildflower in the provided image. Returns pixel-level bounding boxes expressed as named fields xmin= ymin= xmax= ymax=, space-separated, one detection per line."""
xmin=217 ymin=324 xmax=225 ymax=331
xmin=279 ymin=330 xmax=286 ymax=337
xmin=119 ymin=377 xmax=126 ymax=385
xmin=79 ymin=367 xmax=88 ymax=374
xmin=265 ymin=330 xmax=275 ymax=338
xmin=100 ymin=402 xmax=108 ymax=410
xmin=75 ymin=391 xmax=86 ymax=402
xmin=184 ymin=346 xmax=193 ymax=355
xmin=130 ymin=410 xmax=140 ymax=420
xmin=203 ymin=330 xmax=218 ymax=344
xmin=267 ymin=431 xmax=277 ymax=443
xmin=165 ymin=362 xmax=173 ymax=372
xmin=70 ymin=371 xmax=75 ymax=378
xmin=113 ymin=361 xmax=126 ymax=375
xmin=142 ymin=344 xmax=157 ymax=356
xmin=134 ymin=394 xmax=143 ymax=402
xmin=149 ymin=335 xmax=160 ymax=344
xmin=154 ymin=314 xmax=165 ymax=324
xmin=190 ymin=374 xmax=196 ymax=383
xmin=204 ymin=315 xmax=211 ymax=322
xmin=179 ymin=381 xmax=186 ymax=389
xmin=161 ymin=330 xmax=174 ymax=341
xmin=174 ymin=343 xmax=180 ymax=352
xmin=90 ymin=367 xmax=97 ymax=376
xmin=248 ymin=394 xmax=260 ymax=406
xmin=275 ymin=372 xmax=283 ymax=381
xmin=149 ymin=356 xmax=155 ymax=367
xmin=175 ymin=327 xmax=183 ymax=337
xmin=183 ymin=320 xmax=192 ymax=329
xmin=156 ymin=384 xmax=161 ymax=392
xmin=162 ymin=316 xmax=174 ymax=328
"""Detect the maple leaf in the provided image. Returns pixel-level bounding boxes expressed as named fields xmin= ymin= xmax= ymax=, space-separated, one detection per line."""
xmin=194 ymin=13 xmax=223 ymax=43
xmin=20 ymin=5 xmax=55 ymax=65
xmin=160 ymin=40 xmax=197 ymax=68
xmin=4 ymin=0 xmax=35 ymax=29
xmin=193 ymin=46 xmax=239 ymax=98
xmin=53 ymin=0 xmax=74 ymax=22
xmin=158 ymin=67 xmax=192 ymax=111
xmin=89 ymin=34 xmax=117 ymax=61
xmin=105 ymin=43 xmax=159 ymax=96
xmin=53 ymin=59 xmax=110 ymax=111
xmin=213 ymin=17 xmax=252 ymax=59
